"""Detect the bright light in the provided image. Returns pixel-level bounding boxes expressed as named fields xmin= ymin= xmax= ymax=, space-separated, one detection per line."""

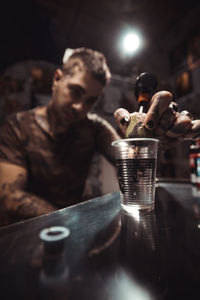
xmin=123 ymin=33 xmax=141 ymax=53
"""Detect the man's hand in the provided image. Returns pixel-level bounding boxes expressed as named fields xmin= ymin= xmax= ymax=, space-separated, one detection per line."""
xmin=114 ymin=91 xmax=200 ymax=147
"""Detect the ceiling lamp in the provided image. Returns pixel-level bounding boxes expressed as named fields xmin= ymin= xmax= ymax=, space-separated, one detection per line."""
xmin=123 ymin=32 xmax=141 ymax=53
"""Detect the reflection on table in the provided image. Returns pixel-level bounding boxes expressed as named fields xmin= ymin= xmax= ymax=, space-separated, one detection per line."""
xmin=0 ymin=182 xmax=200 ymax=299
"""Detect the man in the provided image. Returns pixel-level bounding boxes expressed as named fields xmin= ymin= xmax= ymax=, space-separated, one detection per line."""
xmin=0 ymin=48 xmax=120 ymax=226
xmin=0 ymin=47 xmax=199 ymax=226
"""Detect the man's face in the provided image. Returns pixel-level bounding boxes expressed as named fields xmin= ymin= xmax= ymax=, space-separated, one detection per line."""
xmin=51 ymin=68 xmax=104 ymax=126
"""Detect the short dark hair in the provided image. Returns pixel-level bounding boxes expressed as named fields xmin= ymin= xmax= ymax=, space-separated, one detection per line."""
xmin=62 ymin=48 xmax=111 ymax=86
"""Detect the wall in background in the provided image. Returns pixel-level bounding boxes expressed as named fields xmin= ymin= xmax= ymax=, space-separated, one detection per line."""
xmin=156 ymin=6 xmax=200 ymax=180
xmin=1 ymin=4 xmax=200 ymax=196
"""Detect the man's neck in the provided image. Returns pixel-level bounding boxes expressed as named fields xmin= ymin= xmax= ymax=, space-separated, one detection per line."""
xmin=47 ymin=103 xmax=70 ymax=136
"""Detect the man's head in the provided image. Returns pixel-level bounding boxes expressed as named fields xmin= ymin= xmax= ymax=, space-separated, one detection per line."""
xmin=50 ymin=48 xmax=111 ymax=130
xmin=62 ymin=47 xmax=111 ymax=86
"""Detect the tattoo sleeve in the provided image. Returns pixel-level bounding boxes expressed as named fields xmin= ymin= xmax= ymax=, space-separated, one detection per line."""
xmin=0 ymin=173 xmax=57 ymax=226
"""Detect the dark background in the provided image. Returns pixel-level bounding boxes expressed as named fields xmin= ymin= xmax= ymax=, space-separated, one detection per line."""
xmin=1 ymin=0 xmax=200 ymax=76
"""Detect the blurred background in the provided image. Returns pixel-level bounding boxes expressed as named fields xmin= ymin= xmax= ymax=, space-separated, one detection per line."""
xmin=0 ymin=0 xmax=200 ymax=196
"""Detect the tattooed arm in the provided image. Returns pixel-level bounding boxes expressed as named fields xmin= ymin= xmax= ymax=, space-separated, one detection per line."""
xmin=94 ymin=114 xmax=120 ymax=164
xmin=0 ymin=162 xmax=57 ymax=226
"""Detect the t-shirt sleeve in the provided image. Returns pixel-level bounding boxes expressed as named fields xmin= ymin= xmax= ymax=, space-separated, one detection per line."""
xmin=94 ymin=115 xmax=120 ymax=165
xmin=0 ymin=115 xmax=27 ymax=168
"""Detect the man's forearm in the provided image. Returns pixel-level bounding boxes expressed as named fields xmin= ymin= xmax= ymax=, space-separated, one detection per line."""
xmin=0 ymin=187 xmax=57 ymax=221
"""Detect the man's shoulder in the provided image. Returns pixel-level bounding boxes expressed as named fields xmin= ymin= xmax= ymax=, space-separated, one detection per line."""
xmin=6 ymin=108 xmax=33 ymax=121
xmin=85 ymin=113 xmax=119 ymax=140
xmin=87 ymin=112 xmax=116 ymax=129
xmin=87 ymin=112 xmax=109 ymax=125
xmin=2 ymin=108 xmax=39 ymax=135
xmin=7 ymin=106 xmax=45 ymax=124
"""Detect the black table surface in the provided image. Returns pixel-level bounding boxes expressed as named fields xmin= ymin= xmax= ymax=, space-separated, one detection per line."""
xmin=0 ymin=182 xmax=200 ymax=300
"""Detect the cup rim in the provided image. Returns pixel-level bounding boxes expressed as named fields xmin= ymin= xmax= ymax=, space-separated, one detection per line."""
xmin=111 ymin=138 xmax=159 ymax=147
